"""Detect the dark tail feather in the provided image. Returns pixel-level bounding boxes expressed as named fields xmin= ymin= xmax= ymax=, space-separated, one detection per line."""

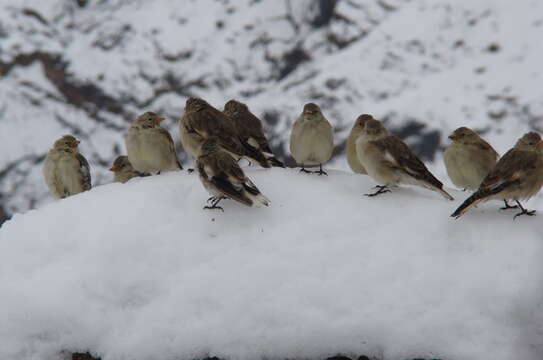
xmin=267 ymin=156 xmax=285 ymax=168
xmin=242 ymin=180 xmax=270 ymax=207
xmin=451 ymin=192 xmax=486 ymax=218
xmin=211 ymin=176 xmax=253 ymax=207
xmin=240 ymin=139 xmax=271 ymax=168
xmin=451 ymin=181 xmax=515 ymax=218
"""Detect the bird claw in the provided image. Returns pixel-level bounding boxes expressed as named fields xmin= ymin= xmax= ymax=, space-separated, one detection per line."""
xmin=203 ymin=205 xmax=224 ymax=212
xmin=500 ymin=200 xmax=518 ymax=211
xmin=316 ymin=169 xmax=328 ymax=176
xmin=365 ymin=185 xmax=391 ymax=197
xmin=187 ymin=168 xmax=195 ymax=174
xmin=299 ymin=168 xmax=313 ymax=174
xmin=513 ymin=209 xmax=536 ymax=220
xmin=206 ymin=197 xmax=216 ymax=204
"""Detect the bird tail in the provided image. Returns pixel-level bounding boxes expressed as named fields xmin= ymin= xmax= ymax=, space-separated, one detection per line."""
xmin=451 ymin=181 xmax=514 ymax=218
xmin=400 ymin=169 xmax=454 ymax=201
xmin=266 ymin=156 xmax=285 ymax=168
xmin=436 ymin=187 xmax=454 ymax=201
xmin=243 ymin=180 xmax=270 ymax=207
xmin=239 ymin=139 xmax=271 ymax=168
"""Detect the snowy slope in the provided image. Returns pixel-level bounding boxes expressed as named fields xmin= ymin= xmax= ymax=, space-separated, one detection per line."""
xmin=1 ymin=169 xmax=543 ymax=360
xmin=1 ymin=0 xmax=543 ymax=218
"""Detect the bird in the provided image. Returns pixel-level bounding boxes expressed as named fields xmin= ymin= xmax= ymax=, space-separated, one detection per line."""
xmin=223 ymin=99 xmax=285 ymax=167
xmin=196 ymin=138 xmax=270 ymax=211
xmin=125 ymin=111 xmax=182 ymax=174
xmin=444 ymin=127 xmax=499 ymax=190
xmin=451 ymin=132 xmax=543 ymax=219
xmin=109 ymin=155 xmax=148 ymax=183
xmin=290 ymin=102 xmax=334 ymax=175
xmin=43 ymin=135 xmax=91 ymax=199
xmin=181 ymin=97 xmax=270 ymax=168
xmin=356 ymin=118 xmax=454 ymax=200
xmin=346 ymin=114 xmax=374 ymax=174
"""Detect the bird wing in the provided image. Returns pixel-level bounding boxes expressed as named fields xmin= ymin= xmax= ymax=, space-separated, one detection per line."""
xmin=214 ymin=151 xmax=246 ymax=184
xmin=373 ymin=135 xmax=443 ymax=188
xmin=156 ymin=127 xmax=182 ymax=169
xmin=479 ymin=148 xmax=538 ymax=191
xmin=76 ymin=153 xmax=92 ymax=191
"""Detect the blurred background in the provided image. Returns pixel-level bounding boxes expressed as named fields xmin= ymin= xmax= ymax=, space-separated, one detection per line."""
xmin=1 ymin=0 xmax=542 ymax=225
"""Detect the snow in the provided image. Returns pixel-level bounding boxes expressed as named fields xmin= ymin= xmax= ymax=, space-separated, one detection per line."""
xmin=2 ymin=168 xmax=543 ymax=360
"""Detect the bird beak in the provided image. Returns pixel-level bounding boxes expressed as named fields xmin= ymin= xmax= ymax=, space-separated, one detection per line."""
xmin=154 ymin=117 xmax=165 ymax=123
xmin=109 ymin=166 xmax=117 ymax=172
xmin=448 ymin=134 xmax=457 ymax=140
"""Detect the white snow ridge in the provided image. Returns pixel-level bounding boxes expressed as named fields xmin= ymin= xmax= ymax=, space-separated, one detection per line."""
xmin=1 ymin=169 xmax=543 ymax=360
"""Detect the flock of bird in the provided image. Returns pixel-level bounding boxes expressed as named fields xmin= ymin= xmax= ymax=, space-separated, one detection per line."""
xmin=42 ymin=97 xmax=543 ymax=219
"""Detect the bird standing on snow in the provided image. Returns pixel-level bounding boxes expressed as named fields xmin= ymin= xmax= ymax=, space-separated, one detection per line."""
xmin=346 ymin=114 xmax=373 ymax=174
xmin=356 ymin=119 xmax=454 ymax=200
xmin=290 ymin=103 xmax=334 ymax=175
xmin=223 ymin=99 xmax=285 ymax=168
xmin=451 ymin=132 xmax=543 ymax=219
xmin=109 ymin=155 xmax=148 ymax=183
xmin=196 ymin=138 xmax=270 ymax=211
xmin=181 ymin=97 xmax=270 ymax=168
xmin=43 ymin=135 xmax=91 ymax=199
xmin=125 ymin=112 xmax=182 ymax=174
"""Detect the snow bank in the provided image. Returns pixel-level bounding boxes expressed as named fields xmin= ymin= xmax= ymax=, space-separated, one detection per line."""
xmin=1 ymin=169 xmax=543 ymax=360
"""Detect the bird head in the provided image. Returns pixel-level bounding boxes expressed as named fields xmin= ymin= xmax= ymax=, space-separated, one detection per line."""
xmin=134 ymin=112 xmax=164 ymax=128
xmin=516 ymin=132 xmax=543 ymax=152
xmin=362 ymin=119 xmax=388 ymax=139
xmin=301 ymin=103 xmax=324 ymax=121
xmin=448 ymin=127 xmax=479 ymax=144
xmin=198 ymin=137 xmax=221 ymax=156
xmin=54 ymin=135 xmax=80 ymax=149
xmin=109 ymin=155 xmax=131 ymax=172
xmin=223 ymin=99 xmax=247 ymax=115
xmin=185 ymin=97 xmax=209 ymax=112
xmin=352 ymin=114 xmax=373 ymax=133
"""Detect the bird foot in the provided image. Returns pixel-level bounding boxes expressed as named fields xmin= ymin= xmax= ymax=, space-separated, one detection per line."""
xmin=514 ymin=209 xmax=536 ymax=220
xmin=206 ymin=196 xmax=217 ymax=204
xmin=299 ymin=168 xmax=313 ymax=174
xmin=315 ymin=169 xmax=328 ymax=176
xmin=187 ymin=168 xmax=195 ymax=174
xmin=365 ymin=185 xmax=391 ymax=197
xmin=203 ymin=205 xmax=224 ymax=212
xmin=500 ymin=200 xmax=518 ymax=211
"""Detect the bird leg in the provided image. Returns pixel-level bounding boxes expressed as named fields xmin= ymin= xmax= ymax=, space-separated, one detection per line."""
xmin=204 ymin=196 xmax=225 ymax=212
xmin=500 ymin=199 xmax=518 ymax=211
xmin=513 ymin=201 xmax=536 ymax=220
xmin=365 ymin=185 xmax=391 ymax=197
xmin=299 ymin=164 xmax=313 ymax=174
xmin=315 ymin=164 xmax=328 ymax=176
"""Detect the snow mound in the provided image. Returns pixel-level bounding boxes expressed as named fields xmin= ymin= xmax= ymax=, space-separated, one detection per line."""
xmin=1 ymin=169 xmax=543 ymax=360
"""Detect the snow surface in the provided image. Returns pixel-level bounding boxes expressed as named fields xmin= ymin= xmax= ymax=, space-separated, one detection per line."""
xmin=2 ymin=168 xmax=543 ymax=360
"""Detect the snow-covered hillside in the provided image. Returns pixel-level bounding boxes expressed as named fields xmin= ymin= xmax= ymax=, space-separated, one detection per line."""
xmin=1 ymin=168 xmax=543 ymax=360
xmin=1 ymin=0 xmax=543 ymax=219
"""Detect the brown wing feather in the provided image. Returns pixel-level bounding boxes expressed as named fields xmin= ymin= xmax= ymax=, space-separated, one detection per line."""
xmin=214 ymin=151 xmax=246 ymax=184
xmin=156 ymin=127 xmax=182 ymax=169
xmin=374 ymin=136 xmax=443 ymax=188
xmin=479 ymin=148 xmax=537 ymax=190
xmin=76 ymin=153 xmax=91 ymax=191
